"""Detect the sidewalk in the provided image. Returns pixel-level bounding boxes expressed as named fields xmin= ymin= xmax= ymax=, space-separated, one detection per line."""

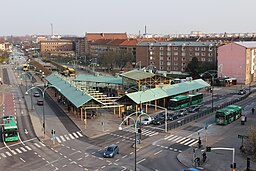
xmin=177 ymin=108 xmax=256 ymax=170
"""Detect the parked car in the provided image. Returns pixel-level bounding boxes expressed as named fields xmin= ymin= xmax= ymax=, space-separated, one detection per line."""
xmin=238 ymin=89 xmax=246 ymax=95
xmin=167 ymin=113 xmax=179 ymax=121
xmin=141 ymin=116 xmax=154 ymax=125
xmin=37 ymin=99 xmax=44 ymax=105
xmin=175 ymin=109 xmax=188 ymax=116
xmin=188 ymin=105 xmax=200 ymax=113
xmin=103 ymin=144 xmax=119 ymax=158
xmin=152 ymin=116 xmax=165 ymax=125
xmin=181 ymin=168 xmax=199 ymax=171
xmin=34 ymin=91 xmax=40 ymax=97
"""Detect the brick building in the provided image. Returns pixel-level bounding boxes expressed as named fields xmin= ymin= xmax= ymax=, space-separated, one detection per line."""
xmin=136 ymin=41 xmax=217 ymax=74
xmin=218 ymin=41 xmax=256 ymax=84
xmin=40 ymin=40 xmax=74 ymax=57
xmin=84 ymin=33 xmax=128 ymax=57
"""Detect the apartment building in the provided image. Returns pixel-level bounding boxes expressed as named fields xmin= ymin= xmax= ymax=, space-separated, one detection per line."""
xmin=40 ymin=40 xmax=74 ymax=57
xmin=218 ymin=41 xmax=256 ymax=84
xmin=85 ymin=33 xmax=128 ymax=57
xmin=136 ymin=41 xmax=217 ymax=74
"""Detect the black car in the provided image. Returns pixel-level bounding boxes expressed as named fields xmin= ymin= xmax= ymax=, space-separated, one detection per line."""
xmin=152 ymin=116 xmax=165 ymax=125
xmin=188 ymin=105 xmax=200 ymax=113
xmin=167 ymin=113 xmax=179 ymax=121
xmin=238 ymin=89 xmax=246 ymax=95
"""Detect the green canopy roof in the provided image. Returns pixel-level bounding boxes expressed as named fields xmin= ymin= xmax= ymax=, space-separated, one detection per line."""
xmin=46 ymin=73 xmax=103 ymax=108
xmin=117 ymin=79 xmax=210 ymax=104
xmin=120 ymin=70 xmax=155 ymax=81
xmin=74 ymin=74 xmax=122 ymax=84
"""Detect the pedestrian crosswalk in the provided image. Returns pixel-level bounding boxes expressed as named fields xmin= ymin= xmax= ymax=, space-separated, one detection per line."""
xmin=0 ymin=141 xmax=46 ymax=159
xmin=55 ymin=131 xmax=83 ymax=143
xmin=122 ymin=127 xmax=159 ymax=137
xmin=164 ymin=134 xmax=198 ymax=147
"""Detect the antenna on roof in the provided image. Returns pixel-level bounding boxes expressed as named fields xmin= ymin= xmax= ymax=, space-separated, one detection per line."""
xmin=51 ymin=23 xmax=53 ymax=36
xmin=145 ymin=25 xmax=147 ymax=35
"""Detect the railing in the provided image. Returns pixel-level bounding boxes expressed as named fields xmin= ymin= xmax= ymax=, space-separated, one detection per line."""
xmin=163 ymin=88 xmax=256 ymax=132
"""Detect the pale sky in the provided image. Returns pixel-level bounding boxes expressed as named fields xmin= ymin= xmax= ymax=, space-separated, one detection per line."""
xmin=1 ymin=0 xmax=256 ymax=36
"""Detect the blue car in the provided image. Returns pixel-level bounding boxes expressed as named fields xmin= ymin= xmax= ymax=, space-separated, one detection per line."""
xmin=103 ymin=144 xmax=119 ymax=158
xmin=181 ymin=168 xmax=199 ymax=171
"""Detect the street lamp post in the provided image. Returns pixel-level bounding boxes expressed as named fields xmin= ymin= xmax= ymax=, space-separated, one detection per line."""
xmin=26 ymin=85 xmax=61 ymax=137
xmin=119 ymin=112 xmax=151 ymax=171
xmin=200 ymin=71 xmax=216 ymax=112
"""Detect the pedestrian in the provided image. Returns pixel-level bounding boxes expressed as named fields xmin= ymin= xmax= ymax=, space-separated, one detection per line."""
xmin=198 ymin=137 xmax=202 ymax=148
xmin=202 ymin=152 xmax=207 ymax=163
xmin=252 ymin=108 xmax=255 ymax=115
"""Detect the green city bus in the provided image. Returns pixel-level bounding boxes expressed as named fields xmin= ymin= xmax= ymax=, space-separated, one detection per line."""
xmin=168 ymin=95 xmax=190 ymax=110
xmin=2 ymin=116 xmax=19 ymax=142
xmin=168 ymin=93 xmax=203 ymax=110
xmin=215 ymin=105 xmax=242 ymax=125
xmin=188 ymin=93 xmax=203 ymax=105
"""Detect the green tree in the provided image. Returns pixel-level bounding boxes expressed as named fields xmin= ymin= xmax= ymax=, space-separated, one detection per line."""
xmin=116 ymin=51 xmax=133 ymax=70
xmin=185 ymin=57 xmax=201 ymax=79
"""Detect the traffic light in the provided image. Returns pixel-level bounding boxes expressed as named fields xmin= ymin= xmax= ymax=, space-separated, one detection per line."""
xmin=206 ymin=146 xmax=211 ymax=152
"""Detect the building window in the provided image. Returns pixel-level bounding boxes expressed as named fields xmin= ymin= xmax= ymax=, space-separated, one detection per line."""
xmin=182 ymin=52 xmax=186 ymax=56
xmin=167 ymin=57 xmax=171 ymax=61
xmin=174 ymin=62 xmax=178 ymax=66
xmin=182 ymin=63 xmax=186 ymax=66
xmin=209 ymin=47 xmax=213 ymax=51
xmin=189 ymin=52 xmax=193 ymax=56
xmin=182 ymin=67 xmax=185 ymax=71
xmin=167 ymin=52 xmax=171 ymax=56
xmin=208 ymin=58 xmax=212 ymax=62
xmin=150 ymin=51 xmax=153 ymax=55
xmin=167 ymin=62 xmax=171 ymax=66
xmin=160 ymin=56 xmax=163 ymax=60
xmin=208 ymin=53 xmax=212 ymax=57
xmin=202 ymin=52 xmax=205 ymax=56
xmin=189 ymin=47 xmax=193 ymax=51
xmin=201 ymin=47 xmax=206 ymax=51
xmin=195 ymin=47 xmax=200 ymax=51
xmin=167 ymin=67 xmax=170 ymax=70
xmin=182 ymin=47 xmax=186 ymax=51
xmin=195 ymin=52 xmax=199 ymax=56
xmin=160 ymin=66 xmax=163 ymax=70
xmin=159 ymin=51 xmax=163 ymax=55
xmin=182 ymin=57 xmax=186 ymax=61
xmin=174 ymin=57 xmax=178 ymax=61
xmin=174 ymin=52 xmax=178 ymax=56
xmin=174 ymin=67 xmax=178 ymax=70
xmin=150 ymin=56 xmax=153 ymax=60
xmin=160 ymin=47 xmax=164 ymax=50
xmin=201 ymin=58 xmax=206 ymax=61
xmin=160 ymin=61 xmax=164 ymax=65
xmin=167 ymin=47 xmax=171 ymax=51
xmin=189 ymin=57 xmax=193 ymax=61
xmin=174 ymin=47 xmax=178 ymax=50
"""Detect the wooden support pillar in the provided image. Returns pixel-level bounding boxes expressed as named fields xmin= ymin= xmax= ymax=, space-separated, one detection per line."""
xmin=163 ymin=98 xmax=166 ymax=107
xmin=136 ymin=104 xmax=138 ymax=116
xmin=155 ymin=100 xmax=157 ymax=111
xmin=84 ymin=110 xmax=87 ymax=128
xmin=114 ymin=106 xmax=116 ymax=115
xmin=80 ymin=108 xmax=83 ymax=121
xmin=146 ymin=103 xmax=148 ymax=113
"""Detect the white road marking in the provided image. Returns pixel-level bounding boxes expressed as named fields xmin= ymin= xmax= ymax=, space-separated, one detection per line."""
xmin=69 ymin=133 xmax=75 ymax=139
xmin=76 ymin=131 xmax=83 ymax=137
xmin=34 ymin=143 xmax=41 ymax=148
xmin=1 ymin=153 xmax=6 ymax=158
xmin=137 ymin=158 xmax=146 ymax=164
xmin=60 ymin=136 xmax=66 ymax=142
xmin=154 ymin=150 xmax=162 ymax=155
xmin=73 ymin=132 xmax=79 ymax=138
xmin=25 ymin=146 xmax=32 ymax=150
xmin=20 ymin=157 xmax=26 ymax=162
xmin=167 ymin=135 xmax=178 ymax=141
xmin=11 ymin=150 xmax=17 ymax=155
xmin=64 ymin=135 xmax=70 ymax=141
xmin=56 ymin=137 xmax=61 ymax=143
xmin=180 ymin=138 xmax=191 ymax=144
xmin=189 ymin=140 xmax=199 ymax=146
xmin=184 ymin=139 xmax=196 ymax=146
xmin=39 ymin=142 xmax=46 ymax=147
xmin=20 ymin=147 xmax=27 ymax=152
xmin=6 ymin=151 xmax=12 ymax=156
xmin=176 ymin=137 xmax=186 ymax=143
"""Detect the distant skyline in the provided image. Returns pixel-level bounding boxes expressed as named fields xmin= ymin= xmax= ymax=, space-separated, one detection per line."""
xmin=1 ymin=0 xmax=256 ymax=36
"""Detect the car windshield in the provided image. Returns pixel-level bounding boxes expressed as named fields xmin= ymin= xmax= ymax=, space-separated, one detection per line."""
xmin=106 ymin=147 xmax=114 ymax=151
xmin=143 ymin=118 xmax=149 ymax=121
